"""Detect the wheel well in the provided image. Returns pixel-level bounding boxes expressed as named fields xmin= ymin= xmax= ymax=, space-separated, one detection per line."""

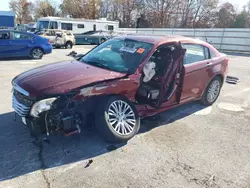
xmin=200 ymin=74 xmax=224 ymax=98
xmin=85 ymin=94 xmax=131 ymax=113
xmin=66 ymin=41 xmax=73 ymax=44
xmin=215 ymin=74 xmax=224 ymax=84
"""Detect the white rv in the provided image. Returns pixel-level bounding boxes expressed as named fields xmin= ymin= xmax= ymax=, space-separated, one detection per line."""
xmin=36 ymin=17 xmax=119 ymax=34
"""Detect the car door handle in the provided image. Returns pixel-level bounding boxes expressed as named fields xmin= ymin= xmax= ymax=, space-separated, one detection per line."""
xmin=206 ymin=62 xmax=213 ymax=67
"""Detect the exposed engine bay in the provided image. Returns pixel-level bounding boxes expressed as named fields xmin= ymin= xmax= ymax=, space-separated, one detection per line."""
xmin=25 ymin=95 xmax=92 ymax=138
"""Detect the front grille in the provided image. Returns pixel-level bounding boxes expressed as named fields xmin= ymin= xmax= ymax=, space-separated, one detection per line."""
xmin=12 ymin=96 xmax=31 ymax=117
xmin=13 ymin=90 xmax=33 ymax=106
xmin=12 ymin=89 xmax=34 ymax=117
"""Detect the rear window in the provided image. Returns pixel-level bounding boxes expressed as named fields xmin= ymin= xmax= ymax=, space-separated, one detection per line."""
xmin=182 ymin=44 xmax=205 ymax=64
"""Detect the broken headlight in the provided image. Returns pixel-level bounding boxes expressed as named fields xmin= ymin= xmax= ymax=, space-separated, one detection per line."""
xmin=30 ymin=97 xmax=57 ymax=117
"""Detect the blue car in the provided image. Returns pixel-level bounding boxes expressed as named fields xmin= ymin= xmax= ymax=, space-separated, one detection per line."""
xmin=0 ymin=30 xmax=52 ymax=59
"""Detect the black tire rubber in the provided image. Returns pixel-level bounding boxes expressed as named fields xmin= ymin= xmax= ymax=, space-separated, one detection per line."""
xmin=65 ymin=41 xmax=73 ymax=49
xmin=30 ymin=48 xmax=44 ymax=59
xmin=95 ymin=96 xmax=140 ymax=143
xmin=200 ymin=76 xmax=222 ymax=106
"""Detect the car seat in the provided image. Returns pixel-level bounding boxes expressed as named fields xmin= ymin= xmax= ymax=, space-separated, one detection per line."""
xmin=136 ymin=48 xmax=174 ymax=101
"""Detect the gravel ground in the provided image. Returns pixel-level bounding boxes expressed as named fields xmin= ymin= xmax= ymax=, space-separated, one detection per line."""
xmin=0 ymin=46 xmax=250 ymax=188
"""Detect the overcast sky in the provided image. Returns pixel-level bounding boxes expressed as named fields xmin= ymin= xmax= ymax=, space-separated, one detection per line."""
xmin=1 ymin=0 xmax=248 ymax=12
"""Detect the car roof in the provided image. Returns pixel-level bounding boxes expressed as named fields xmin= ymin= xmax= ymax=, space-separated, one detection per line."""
xmin=116 ymin=35 xmax=209 ymax=46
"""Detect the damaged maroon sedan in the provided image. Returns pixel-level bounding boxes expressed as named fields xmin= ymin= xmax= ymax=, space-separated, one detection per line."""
xmin=12 ymin=35 xmax=228 ymax=143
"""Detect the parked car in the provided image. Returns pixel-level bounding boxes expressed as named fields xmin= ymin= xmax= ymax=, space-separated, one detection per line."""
xmin=74 ymin=30 xmax=127 ymax=45
xmin=39 ymin=29 xmax=76 ymax=49
xmin=11 ymin=35 xmax=228 ymax=143
xmin=0 ymin=30 xmax=52 ymax=59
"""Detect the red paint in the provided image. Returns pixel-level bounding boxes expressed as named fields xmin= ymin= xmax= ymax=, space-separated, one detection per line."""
xmin=13 ymin=35 xmax=228 ymax=117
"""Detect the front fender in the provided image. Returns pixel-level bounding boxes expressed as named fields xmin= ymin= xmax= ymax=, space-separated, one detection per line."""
xmin=73 ymin=74 xmax=141 ymax=102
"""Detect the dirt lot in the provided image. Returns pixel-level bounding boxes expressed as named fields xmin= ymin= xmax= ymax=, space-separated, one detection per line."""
xmin=0 ymin=46 xmax=250 ymax=188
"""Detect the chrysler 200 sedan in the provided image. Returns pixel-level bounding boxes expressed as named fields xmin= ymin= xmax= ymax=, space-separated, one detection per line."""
xmin=11 ymin=35 xmax=228 ymax=143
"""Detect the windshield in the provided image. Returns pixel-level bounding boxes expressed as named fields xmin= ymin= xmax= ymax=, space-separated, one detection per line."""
xmin=80 ymin=38 xmax=154 ymax=73
xmin=36 ymin=21 xmax=49 ymax=30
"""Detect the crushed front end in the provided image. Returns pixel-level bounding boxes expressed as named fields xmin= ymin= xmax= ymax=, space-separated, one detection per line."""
xmin=12 ymin=86 xmax=83 ymax=138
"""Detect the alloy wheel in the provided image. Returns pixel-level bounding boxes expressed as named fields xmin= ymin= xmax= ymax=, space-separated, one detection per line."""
xmin=108 ymin=100 xmax=136 ymax=136
xmin=207 ymin=80 xmax=220 ymax=103
xmin=32 ymin=49 xmax=43 ymax=59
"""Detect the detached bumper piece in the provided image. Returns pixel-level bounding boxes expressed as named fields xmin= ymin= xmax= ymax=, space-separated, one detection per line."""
xmin=226 ymin=76 xmax=240 ymax=84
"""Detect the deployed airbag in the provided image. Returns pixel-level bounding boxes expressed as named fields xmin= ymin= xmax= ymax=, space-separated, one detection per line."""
xmin=143 ymin=61 xmax=156 ymax=82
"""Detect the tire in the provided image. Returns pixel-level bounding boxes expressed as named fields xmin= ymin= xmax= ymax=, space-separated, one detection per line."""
xmin=65 ymin=41 xmax=73 ymax=49
xmin=95 ymin=96 xmax=140 ymax=143
xmin=30 ymin=48 xmax=44 ymax=59
xmin=200 ymin=76 xmax=222 ymax=106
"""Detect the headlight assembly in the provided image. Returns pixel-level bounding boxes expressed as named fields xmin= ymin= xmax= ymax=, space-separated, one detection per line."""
xmin=30 ymin=97 xmax=57 ymax=117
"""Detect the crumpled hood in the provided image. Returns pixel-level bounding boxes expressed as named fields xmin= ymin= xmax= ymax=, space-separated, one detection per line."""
xmin=13 ymin=60 xmax=126 ymax=97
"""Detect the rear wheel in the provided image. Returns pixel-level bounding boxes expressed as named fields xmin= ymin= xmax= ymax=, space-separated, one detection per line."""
xmin=30 ymin=48 xmax=44 ymax=59
xmin=65 ymin=41 xmax=73 ymax=49
xmin=200 ymin=76 xmax=222 ymax=106
xmin=95 ymin=96 xmax=140 ymax=143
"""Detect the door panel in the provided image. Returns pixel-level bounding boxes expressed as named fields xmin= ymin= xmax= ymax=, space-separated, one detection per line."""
xmin=10 ymin=32 xmax=33 ymax=56
xmin=181 ymin=60 xmax=213 ymax=100
xmin=180 ymin=44 xmax=214 ymax=101
xmin=9 ymin=39 xmax=31 ymax=56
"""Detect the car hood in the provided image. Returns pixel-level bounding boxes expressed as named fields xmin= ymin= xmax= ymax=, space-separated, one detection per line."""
xmin=13 ymin=60 xmax=126 ymax=97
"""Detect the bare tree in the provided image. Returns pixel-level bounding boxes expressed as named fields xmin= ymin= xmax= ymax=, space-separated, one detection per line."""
xmin=192 ymin=0 xmax=218 ymax=28
xmin=217 ymin=2 xmax=236 ymax=28
xmin=9 ymin=0 xmax=32 ymax=24
xmin=60 ymin=0 xmax=100 ymax=19
xmin=145 ymin=0 xmax=176 ymax=28
xmin=33 ymin=0 xmax=58 ymax=19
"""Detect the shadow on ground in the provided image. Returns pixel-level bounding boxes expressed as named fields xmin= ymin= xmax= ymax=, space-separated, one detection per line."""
xmin=0 ymin=101 xmax=206 ymax=181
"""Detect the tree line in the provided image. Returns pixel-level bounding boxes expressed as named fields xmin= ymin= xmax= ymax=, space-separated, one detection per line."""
xmin=9 ymin=0 xmax=250 ymax=28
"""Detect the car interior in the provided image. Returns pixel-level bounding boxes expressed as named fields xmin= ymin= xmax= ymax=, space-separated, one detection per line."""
xmin=136 ymin=44 xmax=181 ymax=106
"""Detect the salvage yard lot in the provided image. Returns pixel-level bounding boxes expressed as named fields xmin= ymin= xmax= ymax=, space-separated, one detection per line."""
xmin=0 ymin=46 xmax=250 ymax=188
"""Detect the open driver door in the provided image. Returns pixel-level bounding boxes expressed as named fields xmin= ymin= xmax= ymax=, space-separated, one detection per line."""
xmin=155 ymin=42 xmax=186 ymax=108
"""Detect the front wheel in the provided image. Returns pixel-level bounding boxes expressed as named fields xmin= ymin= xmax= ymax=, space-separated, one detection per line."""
xmin=95 ymin=96 xmax=140 ymax=143
xmin=200 ymin=76 xmax=222 ymax=106
xmin=30 ymin=48 xmax=44 ymax=59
